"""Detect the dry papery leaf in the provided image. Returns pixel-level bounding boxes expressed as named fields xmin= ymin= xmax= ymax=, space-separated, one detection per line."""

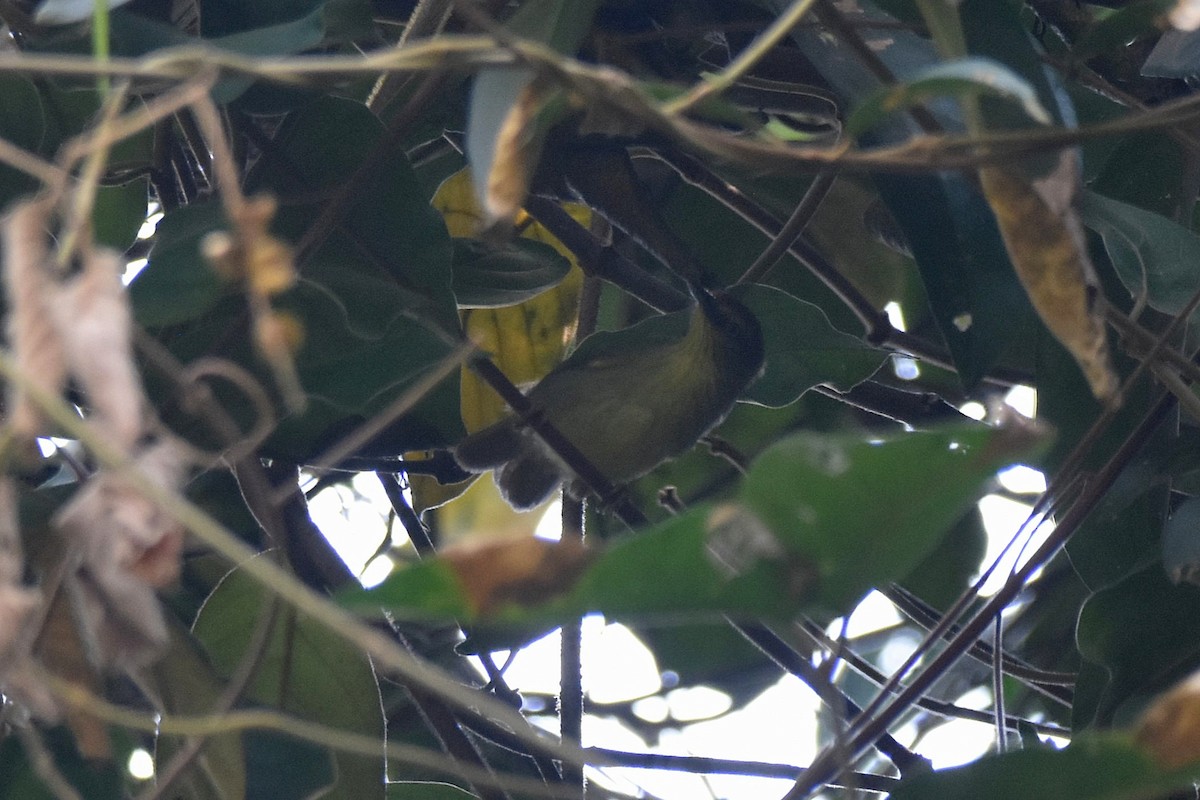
xmin=1 ymin=199 xmax=67 ymax=438
xmin=3 ymin=197 xmax=152 ymax=450
xmin=0 ymin=479 xmax=39 ymax=660
xmin=444 ymin=535 xmax=595 ymax=617
xmin=1136 ymin=667 xmax=1200 ymax=769
xmin=0 ymin=476 xmax=56 ymax=728
xmin=484 ymin=79 xmax=553 ymax=228
xmin=1172 ymin=0 xmax=1200 ymax=30
xmin=53 ymin=439 xmax=190 ymax=669
xmin=52 ymin=246 xmax=146 ymax=451
xmin=980 ymin=154 xmax=1118 ymax=403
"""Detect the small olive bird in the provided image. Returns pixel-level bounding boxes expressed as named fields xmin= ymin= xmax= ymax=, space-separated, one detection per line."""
xmin=454 ymin=287 xmax=766 ymax=510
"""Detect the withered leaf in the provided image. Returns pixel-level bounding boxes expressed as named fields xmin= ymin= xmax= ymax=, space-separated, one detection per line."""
xmin=1136 ymin=667 xmax=1200 ymax=769
xmin=980 ymin=157 xmax=1117 ymax=402
xmin=443 ymin=536 xmax=595 ymax=617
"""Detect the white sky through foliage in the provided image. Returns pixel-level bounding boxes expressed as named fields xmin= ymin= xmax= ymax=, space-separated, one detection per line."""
xmin=305 ymin=387 xmax=1048 ymax=799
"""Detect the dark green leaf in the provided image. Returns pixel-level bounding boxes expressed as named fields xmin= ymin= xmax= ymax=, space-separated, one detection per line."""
xmin=248 ymin=97 xmax=454 ymax=321
xmin=92 ymin=178 xmax=149 ymax=252
xmin=386 ymin=782 xmax=475 ymax=799
xmin=0 ymin=75 xmax=48 ymax=210
xmin=736 ymin=284 xmax=887 ymax=406
xmin=147 ymin=621 xmax=247 ymax=800
xmin=1076 ymin=565 xmax=1200 ymax=725
xmin=193 ymin=568 xmax=384 ymax=800
xmin=1078 ymin=190 xmax=1200 ymax=318
xmin=961 ymin=0 xmax=1073 ymax=131
xmin=894 ymin=168 xmax=1043 ymax=388
xmin=1089 ymin=133 xmax=1183 ymax=219
xmin=1065 ymin=459 xmax=1166 ymax=591
xmin=901 ymin=506 xmax=988 ymax=610
xmin=348 ymin=422 xmax=1047 ymax=638
xmin=451 ymin=237 xmax=573 ymax=307
xmin=244 ymin=729 xmax=337 ymax=800
xmin=1074 ymin=0 xmax=1175 ymax=60
xmin=0 ymin=729 xmax=123 ymax=800
xmin=129 ymin=203 xmax=228 ymax=327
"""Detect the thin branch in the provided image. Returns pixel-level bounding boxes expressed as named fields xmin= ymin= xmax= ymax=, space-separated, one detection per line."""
xmin=4 ymin=42 xmax=1200 ymax=174
xmin=0 ymin=347 xmax=598 ymax=772
xmin=522 ymin=195 xmax=688 ymax=312
xmin=734 ymin=622 xmax=930 ymax=778
xmin=138 ymin=598 xmax=281 ymax=800
xmin=738 ymin=169 xmax=837 ymax=285
xmin=15 ymin=726 xmax=84 ymax=800
xmin=43 ymin=673 xmax=594 ymax=800
xmin=795 ymin=620 xmax=1071 ymax=736
xmin=662 ymin=0 xmax=820 ymax=115
xmin=587 ymin=748 xmax=898 ymax=793
xmin=283 ymin=343 xmax=476 ymax=501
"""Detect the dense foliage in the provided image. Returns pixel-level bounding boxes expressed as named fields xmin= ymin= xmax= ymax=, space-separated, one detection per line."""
xmin=3 ymin=0 xmax=1200 ymax=798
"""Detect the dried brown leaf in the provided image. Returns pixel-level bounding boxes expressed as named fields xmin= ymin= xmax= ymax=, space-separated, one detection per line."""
xmin=443 ymin=536 xmax=595 ymax=617
xmin=2 ymin=198 xmax=67 ymax=438
xmin=53 ymin=247 xmax=145 ymax=450
xmin=484 ymin=80 xmax=551 ymax=227
xmin=54 ymin=439 xmax=190 ymax=667
xmin=980 ymin=158 xmax=1117 ymax=402
xmin=1136 ymin=667 xmax=1200 ymax=769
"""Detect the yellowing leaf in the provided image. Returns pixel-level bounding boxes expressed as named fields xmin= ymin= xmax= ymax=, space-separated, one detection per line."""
xmin=435 ymin=473 xmax=551 ymax=546
xmin=980 ymin=160 xmax=1117 ymax=402
xmin=407 ymin=459 xmax=475 ymax=514
xmin=435 ymin=170 xmax=489 ymax=238
xmin=432 ymin=169 xmax=589 ymax=432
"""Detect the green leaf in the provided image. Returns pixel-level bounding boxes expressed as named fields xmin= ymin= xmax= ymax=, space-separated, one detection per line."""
xmin=386 ymin=782 xmax=476 ymax=799
xmin=737 ymin=421 xmax=1048 ymax=613
xmin=0 ymin=730 xmax=123 ymax=800
xmin=1065 ymin=458 xmax=1166 ymax=591
xmin=129 ymin=203 xmax=228 ymax=327
xmin=901 ymin=506 xmax=987 ymax=610
xmin=961 ymin=0 xmax=1072 ymax=131
xmin=451 ymin=237 xmax=573 ymax=307
xmin=736 ymin=284 xmax=887 ymax=407
xmin=1076 ymin=565 xmax=1200 ymax=725
xmin=244 ymin=730 xmax=337 ymax=800
xmin=92 ymin=178 xmax=149 ymax=252
xmin=0 ymin=75 xmax=48 ymax=210
xmin=1089 ymin=133 xmax=1184 ymax=220
xmin=193 ymin=567 xmax=384 ymax=800
xmin=889 ymin=732 xmax=1200 ymax=800
xmin=875 ymin=171 xmax=1033 ymax=389
xmin=248 ymin=97 xmax=454 ymax=322
xmin=1074 ymin=0 xmax=1175 ymax=60
xmin=143 ymin=97 xmax=465 ymax=457
xmin=1078 ymin=190 xmax=1200 ymax=318
xmin=847 ymin=57 xmax=1052 ymax=138
xmin=347 ymin=421 xmax=1048 ymax=641
xmin=147 ymin=621 xmax=247 ymax=800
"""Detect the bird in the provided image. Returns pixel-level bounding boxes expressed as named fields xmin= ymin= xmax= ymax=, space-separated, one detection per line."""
xmin=453 ymin=286 xmax=765 ymax=510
